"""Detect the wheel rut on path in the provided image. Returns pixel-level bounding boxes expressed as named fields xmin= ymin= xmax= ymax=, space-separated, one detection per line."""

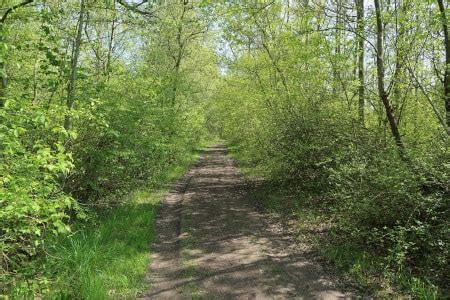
xmin=142 ymin=145 xmax=355 ymax=299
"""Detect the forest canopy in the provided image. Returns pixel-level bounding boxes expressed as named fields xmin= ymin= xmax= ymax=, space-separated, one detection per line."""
xmin=1 ymin=0 xmax=449 ymax=297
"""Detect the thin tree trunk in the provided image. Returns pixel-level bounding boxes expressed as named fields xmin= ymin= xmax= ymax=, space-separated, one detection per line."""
xmin=334 ymin=0 xmax=344 ymax=94
xmin=106 ymin=1 xmax=116 ymax=80
xmin=374 ymin=0 xmax=405 ymax=152
xmin=408 ymin=66 xmax=450 ymax=134
xmin=64 ymin=0 xmax=86 ymax=130
xmin=356 ymin=0 xmax=365 ymax=126
xmin=437 ymin=0 xmax=450 ymax=130
xmin=391 ymin=0 xmax=410 ymax=126
xmin=33 ymin=58 xmax=38 ymax=104
xmin=171 ymin=1 xmax=187 ymax=108
xmin=0 ymin=28 xmax=7 ymax=107
xmin=0 ymin=61 xmax=6 ymax=108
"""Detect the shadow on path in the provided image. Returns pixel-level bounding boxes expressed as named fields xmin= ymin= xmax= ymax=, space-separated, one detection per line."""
xmin=142 ymin=145 xmax=356 ymax=299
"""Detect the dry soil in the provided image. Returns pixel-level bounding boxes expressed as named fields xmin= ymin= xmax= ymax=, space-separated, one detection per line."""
xmin=141 ymin=145 xmax=356 ymax=299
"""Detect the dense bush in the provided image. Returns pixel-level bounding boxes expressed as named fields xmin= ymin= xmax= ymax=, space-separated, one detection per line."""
xmin=1 ymin=0 xmax=449 ymax=297
xmin=1 ymin=1 xmax=213 ymax=294
xmin=329 ymin=143 xmax=449 ymax=282
xmin=1 ymin=98 xmax=76 ymax=286
xmin=209 ymin=1 xmax=449 ymax=295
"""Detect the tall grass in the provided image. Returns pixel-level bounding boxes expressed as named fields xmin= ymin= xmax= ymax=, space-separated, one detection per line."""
xmin=44 ymin=194 xmax=160 ymax=299
xmin=40 ymin=146 xmax=203 ymax=298
xmin=5 ymin=145 xmax=206 ymax=298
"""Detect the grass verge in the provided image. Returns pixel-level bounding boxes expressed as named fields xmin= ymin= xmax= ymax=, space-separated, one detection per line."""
xmin=6 ymin=146 xmax=204 ymax=299
xmin=43 ymin=194 xmax=160 ymax=299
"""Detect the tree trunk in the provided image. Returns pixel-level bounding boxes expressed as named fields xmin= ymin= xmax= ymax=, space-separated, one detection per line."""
xmin=0 ymin=27 xmax=7 ymax=107
xmin=374 ymin=0 xmax=404 ymax=152
xmin=437 ymin=0 xmax=450 ymax=130
xmin=106 ymin=1 xmax=116 ymax=80
xmin=0 ymin=61 xmax=6 ymax=108
xmin=171 ymin=1 xmax=187 ymax=108
xmin=334 ymin=0 xmax=344 ymax=94
xmin=64 ymin=0 xmax=86 ymax=130
xmin=0 ymin=32 xmax=6 ymax=107
xmin=356 ymin=0 xmax=365 ymax=126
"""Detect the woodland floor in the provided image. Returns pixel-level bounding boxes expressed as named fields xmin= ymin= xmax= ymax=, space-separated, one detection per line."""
xmin=141 ymin=145 xmax=358 ymax=299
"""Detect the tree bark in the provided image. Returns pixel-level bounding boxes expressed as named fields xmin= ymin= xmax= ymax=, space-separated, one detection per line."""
xmin=64 ymin=0 xmax=86 ymax=130
xmin=106 ymin=1 xmax=116 ymax=80
xmin=171 ymin=1 xmax=187 ymax=108
xmin=333 ymin=0 xmax=344 ymax=94
xmin=0 ymin=30 xmax=6 ymax=107
xmin=0 ymin=61 xmax=6 ymax=108
xmin=374 ymin=0 xmax=405 ymax=152
xmin=356 ymin=0 xmax=365 ymax=126
xmin=437 ymin=0 xmax=450 ymax=130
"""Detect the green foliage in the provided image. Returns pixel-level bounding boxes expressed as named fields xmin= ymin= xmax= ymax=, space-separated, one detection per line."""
xmin=7 ymin=193 xmax=157 ymax=298
xmin=1 ymin=0 xmax=449 ymax=298
xmin=66 ymin=73 xmax=205 ymax=203
xmin=1 ymin=0 xmax=214 ymax=296
xmin=45 ymin=201 xmax=157 ymax=299
xmin=1 ymin=98 xmax=76 ymax=287
xmin=5 ymin=147 xmax=200 ymax=298
xmin=209 ymin=0 xmax=450 ymax=297
xmin=329 ymin=144 xmax=449 ymax=286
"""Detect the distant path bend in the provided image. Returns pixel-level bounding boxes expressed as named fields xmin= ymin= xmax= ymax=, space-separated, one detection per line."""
xmin=142 ymin=145 xmax=355 ymax=299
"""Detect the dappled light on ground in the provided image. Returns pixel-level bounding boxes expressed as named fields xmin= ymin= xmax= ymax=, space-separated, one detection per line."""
xmin=143 ymin=146 xmax=355 ymax=299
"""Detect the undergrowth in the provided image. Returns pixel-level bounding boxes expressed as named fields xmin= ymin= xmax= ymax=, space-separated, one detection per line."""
xmin=229 ymin=145 xmax=446 ymax=299
xmin=3 ymin=144 xmax=208 ymax=298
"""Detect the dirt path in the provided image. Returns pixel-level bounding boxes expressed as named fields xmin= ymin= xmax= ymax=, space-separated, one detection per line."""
xmin=142 ymin=145 xmax=355 ymax=299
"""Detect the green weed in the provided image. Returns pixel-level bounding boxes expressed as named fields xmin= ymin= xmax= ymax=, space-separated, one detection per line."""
xmin=5 ymin=148 xmax=202 ymax=298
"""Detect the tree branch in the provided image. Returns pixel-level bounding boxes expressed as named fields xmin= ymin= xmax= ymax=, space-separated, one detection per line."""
xmin=407 ymin=65 xmax=450 ymax=135
xmin=115 ymin=0 xmax=153 ymax=17
xmin=1 ymin=0 xmax=33 ymax=23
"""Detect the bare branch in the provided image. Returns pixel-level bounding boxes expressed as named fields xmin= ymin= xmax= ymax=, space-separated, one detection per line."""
xmin=407 ymin=65 xmax=450 ymax=135
xmin=0 ymin=0 xmax=33 ymax=23
xmin=115 ymin=0 xmax=153 ymax=17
